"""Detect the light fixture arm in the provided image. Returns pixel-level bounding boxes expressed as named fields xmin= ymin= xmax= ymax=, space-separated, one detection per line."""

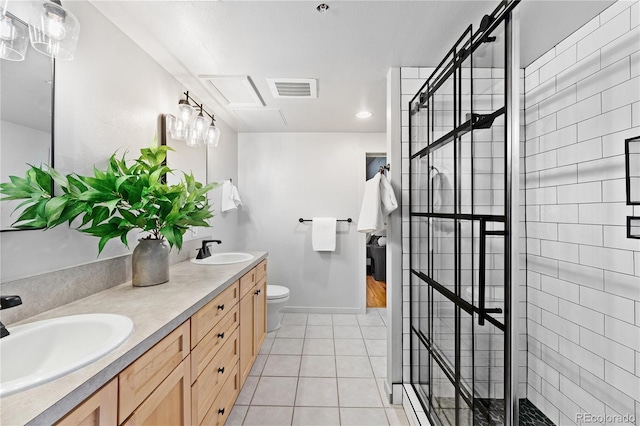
xmin=182 ymin=91 xmax=216 ymax=123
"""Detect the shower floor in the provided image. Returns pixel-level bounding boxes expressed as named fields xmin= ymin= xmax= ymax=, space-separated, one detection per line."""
xmin=429 ymin=397 xmax=554 ymax=426
xmin=473 ymin=398 xmax=555 ymax=426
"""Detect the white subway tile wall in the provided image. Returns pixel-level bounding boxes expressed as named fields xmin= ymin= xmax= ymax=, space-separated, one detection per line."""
xmin=524 ymin=1 xmax=640 ymax=424
xmin=400 ymin=1 xmax=640 ymax=424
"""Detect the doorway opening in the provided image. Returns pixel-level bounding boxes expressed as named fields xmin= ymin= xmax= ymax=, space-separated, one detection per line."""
xmin=365 ymin=154 xmax=387 ymax=308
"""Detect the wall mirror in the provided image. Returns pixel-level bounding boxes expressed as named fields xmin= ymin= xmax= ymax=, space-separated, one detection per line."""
xmin=0 ymin=12 xmax=55 ymax=232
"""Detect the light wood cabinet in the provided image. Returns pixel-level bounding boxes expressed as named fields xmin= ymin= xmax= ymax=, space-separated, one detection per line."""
xmin=119 ymin=321 xmax=190 ymax=424
xmin=55 ymin=379 xmax=117 ymax=426
xmin=199 ymin=363 xmax=239 ymax=426
xmin=239 ymin=269 xmax=268 ymax=387
xmin=122 ymin=357 xmax=191 ymax=426
xmin=239 ymin=267 xmax=256 ymax=299
xmin=239 ymin=285 xmax=255 ymax=386
xmin=191 ymin=329 xmax=239 ymax=425
xmin=58 ymin=259 xmax=266 ymax=426
xmin=254 ymin=277 xmax=267 ymax=353
xmin=190 ymin=304 xmax=239 ymax=382
xmin=191 ymin=282 xmax=239 ymax=349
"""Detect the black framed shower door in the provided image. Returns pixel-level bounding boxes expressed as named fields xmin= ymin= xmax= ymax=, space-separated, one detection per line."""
xmin=408 ymin=3 xmax=518 ymax=425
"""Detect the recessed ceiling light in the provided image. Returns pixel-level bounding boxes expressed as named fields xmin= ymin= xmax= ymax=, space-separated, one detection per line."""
xmin=316 ymin=3 xmax=329 ymax=13
xmin=356 ymin=111 xmax=372 ymax=119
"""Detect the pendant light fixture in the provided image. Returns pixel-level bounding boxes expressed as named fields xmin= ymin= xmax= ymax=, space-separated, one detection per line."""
xmin=0 ymin=5 xmax=29 ymax=61
xmin=185 ymin=127 xmax=202 ymax=147
xmin=205 ymin=123 xmax=221 ymax=147
xmin=170 ymin=95 xmax=194 ymax=140
xmin=168 ymin=91 xmax=221 ymax=148
xmin=193 ymin=106 xmax=211 ymax=142
xmin=28 ymin=0 xmax=80 ymax=60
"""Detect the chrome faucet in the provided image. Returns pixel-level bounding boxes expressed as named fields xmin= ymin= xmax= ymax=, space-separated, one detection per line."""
xmin=0 ymin=295 xmax=22 ymax=338
xmin=196 ymin=240 xmax=222 ymax=259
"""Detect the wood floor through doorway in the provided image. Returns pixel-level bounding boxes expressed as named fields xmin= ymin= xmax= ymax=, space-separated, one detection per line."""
xmin=366 ymin=275 xmax=386 ymax=308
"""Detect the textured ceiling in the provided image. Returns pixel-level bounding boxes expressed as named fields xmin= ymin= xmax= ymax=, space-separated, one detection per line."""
xmin=91 ymin=0 xmax=615 ymax=133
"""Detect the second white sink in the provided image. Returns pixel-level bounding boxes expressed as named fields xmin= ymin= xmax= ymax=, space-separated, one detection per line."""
xmin=0 ymin=313 xmax=134 ymax=398
xmin=191 ymin=252 xmax=254 ymax=265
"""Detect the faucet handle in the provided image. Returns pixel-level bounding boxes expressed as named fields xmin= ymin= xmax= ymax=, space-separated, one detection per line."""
xmin=0 ymin=295 xmax=22 ymax=310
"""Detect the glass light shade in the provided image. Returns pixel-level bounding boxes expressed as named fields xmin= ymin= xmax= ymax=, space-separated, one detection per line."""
xmin=177 ymin=99 xmax=194 ymax=123
xmin=205 ymin=125 xmax=221 ymax=147
xmin=185 ymin=127 xmax=202 ymax=147
xmin=29 ymin=1 xmax=80 ymax=60
xmin=169 ymin=115 xmax=188 ymax=141
xmin=0 ymin=13 xmax=29 ymax=61
xmin=193 ymin=112 xmax=210 ymax=140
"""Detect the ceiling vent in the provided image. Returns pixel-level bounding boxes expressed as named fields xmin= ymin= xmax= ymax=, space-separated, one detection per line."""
xmin=267 ymin=78 xmax=317 ymax=99
xmin=199 ymin=75 xmax=265 ymax=108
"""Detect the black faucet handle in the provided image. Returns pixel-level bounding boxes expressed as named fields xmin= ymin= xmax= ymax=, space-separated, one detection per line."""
xmin=197 ymin=240 xmax=222 ymax=259
xmin=0 ymin=295 xmax=22 ymax=310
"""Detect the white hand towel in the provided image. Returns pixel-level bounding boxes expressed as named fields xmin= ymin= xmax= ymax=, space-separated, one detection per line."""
xmin=379 ymin=173 xmax=398 ymax=216
xmin=231 ymin=185 xmax=243 ymax=207
xmin=221 ymin=180 xmax=242 ymax=213
xmin=312 ymin=218 xmax=337 ymax=251
xmin=357 ymin=174 xmax=384 ymax=233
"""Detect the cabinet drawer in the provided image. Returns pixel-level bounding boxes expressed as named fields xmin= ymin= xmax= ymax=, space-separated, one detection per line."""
xmin=255 ymin=260 xmax=267 ymax=283
xmin=191 ymin=304 xmax=239 ymax=382
xmin=119 ymin=321 xmax=190 ymax=423
xmin=199 ymin=363 xmax=239 ymax=426
xmin=191 ymin=330 xmax=239 ymax=425
xmin=191 ymin=282 xmax=239 ymax=348
xmin=240 ymin=268 xmax=257 ymax=298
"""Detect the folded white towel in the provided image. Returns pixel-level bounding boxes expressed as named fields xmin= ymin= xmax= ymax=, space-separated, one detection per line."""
xmin=357 ymin=174 xmax=384 ymax=233
xmin=221 ymin=180 xmax=243 ymax=213
xmin=312 ymin=218 xmax=337 ymax=251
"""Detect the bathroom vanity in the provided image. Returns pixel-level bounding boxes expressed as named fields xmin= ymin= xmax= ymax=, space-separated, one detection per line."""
xmin=1 ymin=252 xmax=267 ymax=426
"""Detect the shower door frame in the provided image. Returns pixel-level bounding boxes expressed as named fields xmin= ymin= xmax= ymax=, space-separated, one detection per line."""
xmin=408 ymin=1 xmax=520 ymax=425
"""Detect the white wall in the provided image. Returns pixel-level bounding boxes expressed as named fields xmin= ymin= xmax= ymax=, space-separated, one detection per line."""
xmin=524 ymin=1 xmax=640 ymax=423
xmin=0 ymin=2 xmax=239 ymax=282
xmin=238 ymin=132 xmax=385 ymax=312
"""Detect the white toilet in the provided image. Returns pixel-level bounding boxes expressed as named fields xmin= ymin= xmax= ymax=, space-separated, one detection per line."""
xmin=267 ymin=285 xmax=290 ymax=332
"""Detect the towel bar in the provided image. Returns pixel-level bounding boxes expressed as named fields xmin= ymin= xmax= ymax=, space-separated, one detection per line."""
xmin=299 ymin=218 xmax=352 ymax=223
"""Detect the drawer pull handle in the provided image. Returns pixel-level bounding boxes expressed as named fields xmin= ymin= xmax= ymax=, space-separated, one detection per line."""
xmin=217 ymin=304 xmax=225 ymax=310
xmin=218 ymin=367 xmax=225 ymax=374
xmin=218 ymin=332 xmax=225 ymax=339
xmin=254 ymin=289 xmax=261 ymax=295
xmin=218 ymin=408 xmax=225 ymax=415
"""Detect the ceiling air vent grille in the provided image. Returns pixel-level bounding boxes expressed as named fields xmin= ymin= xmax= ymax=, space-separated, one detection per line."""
xmin=267 ymin=78 xmax=317 ymax=98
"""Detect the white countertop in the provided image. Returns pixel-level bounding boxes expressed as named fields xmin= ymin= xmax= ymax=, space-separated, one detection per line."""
xmin=0 ymin=251 xmax=267 ymax=426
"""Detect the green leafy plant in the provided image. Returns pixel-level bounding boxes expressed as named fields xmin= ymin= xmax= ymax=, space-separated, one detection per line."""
xmin=0 ymin=145 xmax=217 ymax=253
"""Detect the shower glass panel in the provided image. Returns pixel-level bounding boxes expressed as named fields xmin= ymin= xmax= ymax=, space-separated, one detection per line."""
xmin=409 ymin=2 xmax=518 ymax=424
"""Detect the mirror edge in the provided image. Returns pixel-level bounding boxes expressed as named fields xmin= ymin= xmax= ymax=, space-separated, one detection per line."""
xmin=0 ymin=54 xmax=55 ymax=233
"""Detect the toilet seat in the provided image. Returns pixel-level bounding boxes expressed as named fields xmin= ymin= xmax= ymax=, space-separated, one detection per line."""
xmin=267 ymin=285 xmax=290 ymax=301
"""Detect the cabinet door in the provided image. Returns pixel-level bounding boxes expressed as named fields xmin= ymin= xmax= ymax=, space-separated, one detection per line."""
xmin=119 ymin=321 xmax=190 ymax=423
xmin=55 ymin=379 xmax=117 ymax=426
xmin=239 ymin=292 xmax=255 ymax=387
xmin=254 ymin=278 xmax=267 ymax=352
xmin=122 ymin=357 xmax=191 ymax=426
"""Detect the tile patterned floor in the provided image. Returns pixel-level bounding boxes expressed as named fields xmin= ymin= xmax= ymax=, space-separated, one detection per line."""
xmin=228 ymin=309 xmax=410 ymax=426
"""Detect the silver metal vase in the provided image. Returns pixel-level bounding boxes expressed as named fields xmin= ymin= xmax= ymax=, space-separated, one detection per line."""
xmin=132 ymin=238 xmax=170 ymax=287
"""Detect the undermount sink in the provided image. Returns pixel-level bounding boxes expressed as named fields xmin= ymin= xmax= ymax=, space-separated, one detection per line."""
xmin=191 ymin=252 xmax=254 ymax=265
xmin=0 ymin=313 xmax=134 ymax=398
